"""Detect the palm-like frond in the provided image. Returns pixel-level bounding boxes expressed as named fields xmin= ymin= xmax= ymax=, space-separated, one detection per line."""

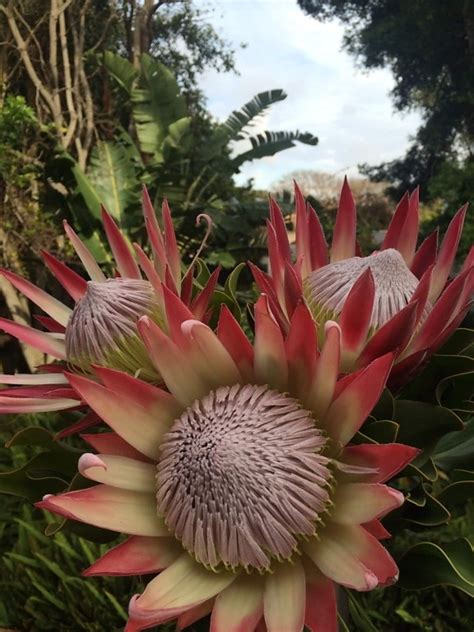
xmin=203 ymin=90 xmax=288 ymax=159
xmin=223 ymin=89 xmax=287 ymax=138
xmin=232 ymin=130 xmax=319 ymax=167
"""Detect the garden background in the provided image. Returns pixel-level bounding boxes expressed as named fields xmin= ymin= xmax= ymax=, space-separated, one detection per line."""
xmin=0 ymin=1 xmax=473 ymax=630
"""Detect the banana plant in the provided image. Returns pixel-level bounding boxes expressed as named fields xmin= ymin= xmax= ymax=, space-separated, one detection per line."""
xmin=104 ymin=52 xmax=191 ymax=164
xmin=69 ymin=53 xmax=319 ymax=259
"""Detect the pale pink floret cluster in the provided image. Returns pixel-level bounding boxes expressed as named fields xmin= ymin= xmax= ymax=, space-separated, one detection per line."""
xmin=253 ymin=179 xmax=473 ymax=385
xmin=65 ymin=278 xmax=159 ymax=369
xmin=158 ymin=384 xmax=331 ymax=570
xmin=37 ymin=287 xmax=418 ymax=632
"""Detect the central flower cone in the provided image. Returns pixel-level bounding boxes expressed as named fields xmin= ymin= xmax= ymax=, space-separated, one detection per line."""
xmin=304 ymin=248 xmax=426 ymax=330
xmin=157 ymin=384 xmax=332 ymax=571
xmin=65 ymin=278 xmax=162 ymax=379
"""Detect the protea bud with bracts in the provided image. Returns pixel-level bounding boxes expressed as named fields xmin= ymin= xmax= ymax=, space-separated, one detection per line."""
xmin=251 ymin=179 xmax=473 ymax=385
xmin=0 ymin=189 xmax=219 ymax=428
xmin=37 ymin=288 xmax=418 ymax=631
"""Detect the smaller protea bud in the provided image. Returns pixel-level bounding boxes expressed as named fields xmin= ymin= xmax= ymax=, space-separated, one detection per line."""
xmin=304 ymin=248 xmax=431 ymax=333
xmin=65 ymin=278 xmax=163 ymax=380
xmin=253 ymin=180 xmax=472 ymax=383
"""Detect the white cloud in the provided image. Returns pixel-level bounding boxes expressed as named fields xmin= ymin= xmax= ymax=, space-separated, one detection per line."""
xmin=199 ymin=0 xmax=421 ymax=188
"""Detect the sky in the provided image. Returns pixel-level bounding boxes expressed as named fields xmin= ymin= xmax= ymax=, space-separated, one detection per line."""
xmin=199 ymin=0 xmax=422 ymax=188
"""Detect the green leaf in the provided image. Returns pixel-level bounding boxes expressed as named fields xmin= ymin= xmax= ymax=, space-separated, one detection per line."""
xmin=210 ymin=288 xmax=242 ymax=324
xmin=163 ymin=116 xmax=192 ymax=152
xmin=206 ymin=250 xmax=237 ymax=269
xmin=67 ymin=196 xmax=110 ymax=264
xmin=436 ymin=370 xmax=474 ymax=414
xmin=451 ymin=468 xmax=474 ymax=482
xmin=103 ymin=590 xmax=128 ymax=621
xmin=34 ymin=553 xmax=69 ymax=582
xmin=404 ymin=482 xmax=428 ymax=507
xmin=403 ymin=488 xmax=450 ymax=526
xmin=232 ymin=130 xmax=318 ymax=167
xmin=433 ymin=418 xmax=474 ymax=471
xmin=438 ymin=327 xmax=474 ymax=357
xmin=394 ymin=400 xmax=463 ymax=457
xmin=0 ymin=427 xmax=80 ymax=502
xmin=132 ymin=54 xmax=187 ymax=159
xmin=86 ymin=141 xmax=140 ymax=224
xmin=224 ymin=89 xmax=287 ymax=138
xmin=398 ymin=539 xmax=474 ymax=596
xmin=224 ymin=262 xmax=246 ymax=300
xmin=193 ymin=258 xmax=211 ymax=287
xmin=27 ymin=570 xmax=68 ymax=610
xmin=437 ymin=480 xmax=474 ymax=509
xmin=72 ymin=163 xmax=102 ymax=219
xmin=360 ymin=420 xmax=399 ymax=443
xmin=406 ymin=456 xmax=438 ymax=482
xmin=103 ymin=51 xmax=137 ymax=93
xmin=399 ymin=334 xmax=474 ymax=404
xmin=337 ymin=613 xmax=351 ymax=632
xmin=346 ymin=592 xmax=380 ymax=632
xmin=370 ymin=387 xmax=395 ymax=420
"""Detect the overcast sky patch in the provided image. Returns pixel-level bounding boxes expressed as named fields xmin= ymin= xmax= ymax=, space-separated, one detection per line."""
xmin=200 ymin=0 xmax=421 ymax=188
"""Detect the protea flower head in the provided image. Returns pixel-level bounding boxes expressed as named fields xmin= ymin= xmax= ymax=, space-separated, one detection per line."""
xmin=252 ymin=179 xmax=473 ymax=384
xmin=64 ymin=277 xmax=163 ymax=380
xmin=0 ymin=189 xmax=219 ymax=425
xmin=37 ymin=289 xmax=418 ymax=631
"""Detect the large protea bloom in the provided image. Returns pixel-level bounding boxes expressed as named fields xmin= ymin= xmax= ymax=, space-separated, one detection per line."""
xmin=37 ymin=289 xmax=418 ymax=631
xmin=0 ymin=190 xmax=218 ymax=427
xmin=252 ymin=179 xmax=473 ymax=385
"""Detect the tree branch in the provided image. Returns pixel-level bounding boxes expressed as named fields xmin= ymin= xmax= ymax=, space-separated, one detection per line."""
xmin=58 ymin=0 xmax=78 ymax=148
xmin=0 ymin=3 xmax=58 ymax=118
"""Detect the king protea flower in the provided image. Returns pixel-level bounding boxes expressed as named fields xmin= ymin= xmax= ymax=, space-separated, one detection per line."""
xmin=37 ymin=289 xmax=418 ymax=631
xmin=0 ymin=189 xmax=218 ymax=427
xmin=252 ymin=179 xmax=473 ymax=385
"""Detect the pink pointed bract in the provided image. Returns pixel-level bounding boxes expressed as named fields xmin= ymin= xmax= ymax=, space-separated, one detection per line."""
xmin=37 ymin=292 xmax=419 ymax=631
xmin=253 ymin=179 xmax=473 ymax=384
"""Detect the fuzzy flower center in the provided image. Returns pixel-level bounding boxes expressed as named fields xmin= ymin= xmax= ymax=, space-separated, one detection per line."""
xmin=65 ymin=278 xmax=161 ymax=375
xmin=156 ymin=384 xmax=332 ymax=572
xmin=304 ymin=248 xmax=427 ymax=329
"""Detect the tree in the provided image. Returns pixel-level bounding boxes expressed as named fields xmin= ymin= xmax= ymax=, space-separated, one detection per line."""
xmin=0 ymin=1 xmax=238 ymax=166
xmin=297 ymin=0 xmax=474 ymax=254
